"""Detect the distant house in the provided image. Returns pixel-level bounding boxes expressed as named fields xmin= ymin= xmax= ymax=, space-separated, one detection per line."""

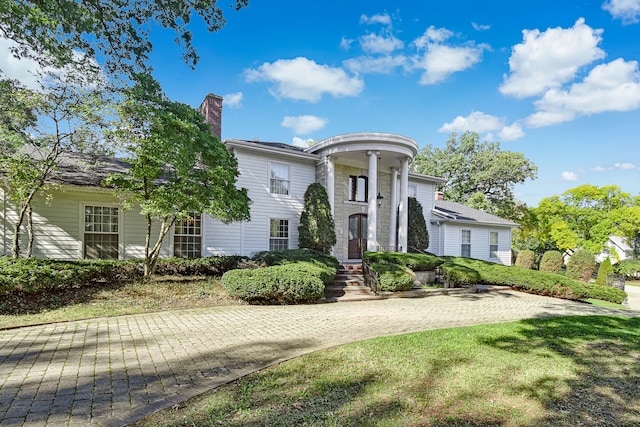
xmin=0 ymin=93 xmax=518 ymax=265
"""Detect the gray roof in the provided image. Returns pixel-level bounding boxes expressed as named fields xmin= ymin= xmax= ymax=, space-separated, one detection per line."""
xmin=229 ymin=139 xmax=307 ymax=152
xmin=48 ymin=152 xmax=130 ymax=187
xmin=432 ymin=200 xmax=519 ymax=227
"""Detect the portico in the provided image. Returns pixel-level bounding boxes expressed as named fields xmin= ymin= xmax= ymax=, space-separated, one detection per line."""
xmin=308 ymin=133 xmax=417 ymax=260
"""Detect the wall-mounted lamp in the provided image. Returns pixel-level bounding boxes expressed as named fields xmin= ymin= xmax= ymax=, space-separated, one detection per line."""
xmin=377 ymin=192 xmax=384 ymax=207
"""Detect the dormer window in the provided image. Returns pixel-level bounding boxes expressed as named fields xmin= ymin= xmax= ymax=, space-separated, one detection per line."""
xmin=349 ymin=175 xmax=368 ymax=202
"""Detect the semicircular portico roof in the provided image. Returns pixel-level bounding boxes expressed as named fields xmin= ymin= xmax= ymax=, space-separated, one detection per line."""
xmin=307 ymin=132 xmax=418 ymax=160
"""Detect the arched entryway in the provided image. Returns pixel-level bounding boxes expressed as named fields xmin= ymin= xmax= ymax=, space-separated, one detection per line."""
xmin=348 ymin=213 xmax=367 ymax=259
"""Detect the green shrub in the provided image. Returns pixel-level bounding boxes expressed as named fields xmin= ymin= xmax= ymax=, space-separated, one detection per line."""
xmin=440 ymin=261 xmax=481 ymax=287
xmin=0 ymin=257 xmax=142 ymax=294
xmin=153 ymin=256 xmax=244 ymax=276
xmin=566 ymin=249 xmax=596 ymax=282
xmin=252 ymin=249 xmax=339 ymax=270
xmin=221 ymin=263 xmax=326 ymax=304
xmin=408 ymin=197 xmax=429 ymax=252
xmin=370 ymin=263 xmax=414 ymax=292
xmin=298 ymin=183 xmax=336 ymax=254
xmin=515 ymin=250 xmax=536 ymax=269
xmin=596 ymin=257 xmax=615 ymax=285
xmin=616 ymin=259 xmax=640 ymax=278
xmin=539 ymin=250 xmax=563 ymax=273
xmin=363 ymin=251 xmax=443 ymax=271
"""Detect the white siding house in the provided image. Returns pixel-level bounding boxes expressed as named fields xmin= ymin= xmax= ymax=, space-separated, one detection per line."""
xmin=0 ymin=93 xmax=518 ymax=265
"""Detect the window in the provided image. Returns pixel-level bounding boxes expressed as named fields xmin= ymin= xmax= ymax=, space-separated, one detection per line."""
xmin=461 ymin=229 xmax=471 ymax=258
xmin=489 ymin=231 xmax=499 ymax=258
xmin=349 ymin=175 xmax=368 ymax=202
xmin=174 ymin=214 xmax=202 ymax=259
xmin=269 ymin=219 xmax=289 ymax=251
xmin=270 ymin=163 xmax=290 ymax=195
xmin=84 ymin=206 xmax=119 ymax=259
xmin=408 ymin=184 xmax=417 ymax=198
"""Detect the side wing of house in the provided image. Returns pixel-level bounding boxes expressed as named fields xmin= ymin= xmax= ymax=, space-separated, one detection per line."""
xmin=440 ymin=223 xmax=513 ymax=265
xmin=203 ymin=141 xmax=318 ymax=257
xmin=0 ymin=186 xmax=169 ymax=260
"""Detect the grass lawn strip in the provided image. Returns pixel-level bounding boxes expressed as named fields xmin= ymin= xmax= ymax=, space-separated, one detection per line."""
xmin=135 ymin=315 xmax=640 ymax=427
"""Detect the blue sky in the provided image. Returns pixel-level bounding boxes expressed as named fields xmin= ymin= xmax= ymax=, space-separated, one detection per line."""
xmin=3 ymin=0 xmax=640 ymax=206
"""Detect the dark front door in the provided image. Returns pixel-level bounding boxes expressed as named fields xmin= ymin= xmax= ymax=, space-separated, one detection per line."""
xmin=348 ymin=214 xmax=367 ymax=259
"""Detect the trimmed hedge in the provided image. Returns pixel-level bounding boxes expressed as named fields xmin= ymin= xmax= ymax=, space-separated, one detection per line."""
xmin=596 ymin=257 xmax=614 ymax=285
xmin=566 ymin=249 xmax=596 ymax=282
xmin=364 ymin=251 xmax=443 ymax=271
xmin=221 ymin=249 xmax=339 ymax=304
xmin=515 ymin=250 xmax=535 ymax=269
xmin=446 ymin=257 xmax=626 ymax=304
xmin=153 ymin=256 xmax=244 ymax=276
xmin=0 ymin=257 xmax=142 ymax=294
xmin=539 ymin=250 xmax=563 ymax=273
xmin=440 ymin=261 xmax=481 ymax=287
xmin=369 ymin=263 xmax=414 ymax=292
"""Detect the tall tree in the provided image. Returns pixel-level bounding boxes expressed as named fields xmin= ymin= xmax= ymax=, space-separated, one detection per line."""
xmin=526 ymin=185 xmax=640 ymax=258
xmin=407 ymin=197 xmax=429 ymax=252
xmin=0 ymin=75 xmax=111 ymax=258
xmin=104 ymin=74 xmax=249 ymax=278
xmin=298 ymin=183 xmax=336 ymax=254
xmin=413 ymin=131 xmax=537 ymax=219
xmin=0 ymin=0 xmax=249 ymax=75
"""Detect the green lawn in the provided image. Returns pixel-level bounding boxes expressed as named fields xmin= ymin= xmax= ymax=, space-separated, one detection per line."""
xmin=135 ymin=315 xmax=640 ymax=427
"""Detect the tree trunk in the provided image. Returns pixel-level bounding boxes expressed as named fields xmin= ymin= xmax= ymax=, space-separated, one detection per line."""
xmin=146 ymin=218 xmax=174 ymax=278
xmin=143 ymin=213 xmax=153 ymax=279
xmin=11 ymin=202 xmax=29 ymax=259
xmin=26 ymin=205 xmax=34 ymax=258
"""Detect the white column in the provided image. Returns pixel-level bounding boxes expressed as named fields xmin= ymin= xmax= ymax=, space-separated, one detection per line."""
xmin=398 ymin=157 xmax=409 ymax=253
xmin=326 ymin=156 xmax=335 ymax=216
xmin=367 ymin=151 xmax=378 ymax=252
xmin=389 ymin=168 xmax=398 ymax=250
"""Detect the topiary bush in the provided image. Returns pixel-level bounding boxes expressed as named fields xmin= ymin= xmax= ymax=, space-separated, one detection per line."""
xmin=252 ymin=248 xmax=339 ymax=270
xmin=221 ymin=263 xmax=327 ymax=304
xmin=369 ymin=263 xmax=414 ymax=292
xmin=515 ymin=250 xmax=536 ymax=269
xmin=539 ymin=250 xmax=563 ymax=273
xmin=596 ymin=257 xmax=615 ymax=285
xmin=566 ymin=249 xmax=596 ymax=282
xmin=298 ymin=183 xmax=336 ymax=254
xmin=408 ymin=197 xmax=429 ymax=252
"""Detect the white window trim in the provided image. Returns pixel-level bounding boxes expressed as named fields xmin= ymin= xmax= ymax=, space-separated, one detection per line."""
xmin=408 ymin=183 xmax=418 ymax=199
xmin=489 ymin=230 xmax=499 ymax=259
xmin=79 ymin=203 xmax=124 ymax=260
xmin=173 ymin=213 xmax=204 ymax=258
xmin=268 ymin=217 xmax=290 ymax=251
xmin=461 ymin=229 xmax=471 ymax=258
xmin=269 ymin=161 xmax=291 ymax=196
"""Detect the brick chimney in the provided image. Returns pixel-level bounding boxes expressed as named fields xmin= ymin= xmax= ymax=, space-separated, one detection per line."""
xmin=435 ymin=191 xmax=444 ymax=201
xmin=199 ymin=93 xmax=223 ymax=140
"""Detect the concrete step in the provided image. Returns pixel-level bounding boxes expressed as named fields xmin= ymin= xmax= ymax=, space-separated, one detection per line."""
xmin=325 ymin=284 xmax=373 ymax=296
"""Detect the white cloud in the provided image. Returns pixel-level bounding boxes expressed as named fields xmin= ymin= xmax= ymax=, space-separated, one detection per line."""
xmin=281 ymin=115 xmax=328 ymax=134
xmin=359 ymin=33 xmax=404 ymax=54
xmin=292 ymin=137 xmax=315 ymax=147
xmin=603 ymin=0 xmax=640 ymax=24
xmin=245 ymin=57 xmax=364 ymax=102
xmin=340 ymin=37 xmax=354 ymax=50
xmin=439 ymin=111 xmax=525 ymax=141
xmin=526 ymin=58 xmax=640 ymax=127
xmin=500 ymin=18 xmax=605 ymax=98
xmin=223 ymin=92 xmax=243 ymax=108
xmin=593 ymin=165 xmax=607 ymax=172
xmin=614 ymin=162 xmax=636 ymax=169
xmin=343 ymin=54 xmax=407 ymax=74
xmin=472 ymin=22 xmax=491 ymax=31
xmin=411 ymin=26 xmax=487 ymax=85
xmin=0 ymin=38 xmax=50 ymax=89
xmin=561 ymin=171 xmax=579 ymax=181
xmin=360 ymin=13 xmax=392 ymax=26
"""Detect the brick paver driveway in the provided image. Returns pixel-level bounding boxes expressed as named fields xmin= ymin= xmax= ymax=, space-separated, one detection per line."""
xmin=1 ymin=289 xmax=639 ymax=426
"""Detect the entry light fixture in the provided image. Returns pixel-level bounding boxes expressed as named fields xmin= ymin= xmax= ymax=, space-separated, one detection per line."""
xmin=377 ymin=192 xmax=384 ymax=207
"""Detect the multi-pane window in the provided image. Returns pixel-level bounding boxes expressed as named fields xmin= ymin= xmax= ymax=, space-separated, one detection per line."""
xmin=84 ymin=206 xmax=119 ymax=259
xmin=174 ymin=215 xmax=202 ymax=259
xmin=349 ymin=175 xmax=368 ymax=202
xmin=269 ymin=219 xmax=289 ymax=251
xmin=408 ymin=184 xmax=417 ymax=198
xmin=270 ymin=163 xmax=290 ymax=195
xmin=461 ymin=229 xmax=471 ymax=258
xmin=489 ymin=231 xmax=499 ymax=258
